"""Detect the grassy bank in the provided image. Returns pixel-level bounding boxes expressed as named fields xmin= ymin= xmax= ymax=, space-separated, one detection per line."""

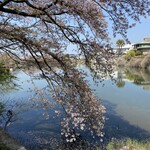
xmin=106 ymin=139 xmax=150 ymax=150
xmin=0 ymin=128 xmax=26 ymax=150
xmin=0 ymin=143 xmax=10 ymax=150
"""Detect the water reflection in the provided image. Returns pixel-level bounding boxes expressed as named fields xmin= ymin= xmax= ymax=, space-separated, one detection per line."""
xmin=1 ymin=66 xmax=150 ymax=149
xmin=93 ymin=67 xmax=150 ymax=135
xmin=115 ymin=67 xmax=150 ymax=90
xmin=116 ymin=71 xmax=125 ymax=88
xmin=0 ymin=63 xmax=21 ymax=130
xmin=0 ymin=102 xmax=4 ymax=116
xmin=0 ymin=68 xmax=106 ymax=149
xmin=0 ymin=100 xmax=17 ymax=130
xmin=0 ymin=63 xmax=19 ymax=93
xmin=0 ymin=97 xmax=33 ymax=131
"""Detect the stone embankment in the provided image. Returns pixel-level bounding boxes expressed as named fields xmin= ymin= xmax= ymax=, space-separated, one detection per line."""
xmin=0 ymin=128 xmax=26 ymax=150
xmin=116 ymin=54 xmax=150 ymax=69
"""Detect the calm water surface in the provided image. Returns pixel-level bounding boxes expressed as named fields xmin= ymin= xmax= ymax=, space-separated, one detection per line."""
xmin=1 ymin=67 xmax=150 ymax=149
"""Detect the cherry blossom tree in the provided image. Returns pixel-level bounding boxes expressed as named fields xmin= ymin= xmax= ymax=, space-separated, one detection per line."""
xmin=0 ymin=0 xmax=150 ymax=142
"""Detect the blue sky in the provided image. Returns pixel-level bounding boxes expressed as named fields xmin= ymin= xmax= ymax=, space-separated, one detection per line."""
xmin=111 ymin=17 xmax=150 ymax=47
xmin=66 ymin=16 xmax=150 ymax=54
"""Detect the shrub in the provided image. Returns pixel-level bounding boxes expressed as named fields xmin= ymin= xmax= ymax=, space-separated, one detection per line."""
xmin=124 ymin=50 xmax=135 ymax=61
xmin=124 ymin=54 xmax=131 ymax=61
xmin=129 ymin=50 xmax=136 ymax=56
xmin=135 ymin=50 xmax=143 ymax=56
xmin=124 ymin=50 xmax=143 ymax=61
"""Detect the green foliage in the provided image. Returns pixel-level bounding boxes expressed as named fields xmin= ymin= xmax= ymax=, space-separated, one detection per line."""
xmin=0 ymin=61 xmax=19 ymax=93
xmin=124 ymin=70 xmax=144 ymax=85
xmin=116 ymin=72 xmax=125 ymax=88
xmin=116 ymin=81 xmax=125 ymax=88
xmin=116 ymin=39 xmax=125 ymax=55
xmin=124 ymin=51 xmax=135 ymax=61
xmin=0 ymin=61 xmax=10 ymax=81
xmin=128 ymin=50 xmax=136 ymax=56
xmin=0 ymin=102 xmax=4 ymax=116
xmin=124 ymin=50 xmax=143 ymax=61
xmin=135 ymin=50 xmax=143 ymax=56
xmin=0 ymin=144 xmax=10 ymax=150
xmin=116 ymin=39 xmax=125 ymax=48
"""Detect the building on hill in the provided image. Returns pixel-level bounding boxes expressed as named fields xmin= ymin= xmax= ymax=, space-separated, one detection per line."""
xmin=113 ymin=38 xmax=150 ymax=55
xmin=133 ymin=38 xmax=150 ymax=54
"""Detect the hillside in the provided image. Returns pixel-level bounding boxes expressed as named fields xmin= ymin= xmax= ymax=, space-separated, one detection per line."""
xmin=117 ymin=54 xmax=150 ymax=69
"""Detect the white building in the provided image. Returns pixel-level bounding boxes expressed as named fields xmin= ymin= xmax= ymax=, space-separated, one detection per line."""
xmin=133 ymin=38 xmax=150 ymax=54
xmin=113 ymin=44 xmax=134 ymax=54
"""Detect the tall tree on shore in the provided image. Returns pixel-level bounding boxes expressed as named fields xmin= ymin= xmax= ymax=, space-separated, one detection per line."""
xmin=116 ymin=39 xmax=125 ymax=55
xmin=0 ymin=0 xmax=150 ymax=142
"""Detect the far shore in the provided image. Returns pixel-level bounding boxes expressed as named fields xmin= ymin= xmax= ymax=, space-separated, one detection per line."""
xmin=116 ymin=54 xmax=150 ymax=70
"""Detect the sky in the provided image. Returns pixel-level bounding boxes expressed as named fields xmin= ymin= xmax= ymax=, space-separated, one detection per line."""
xmin=66 ymin=16 xmax=150 ymax=54
xmin=111 ymin=17 xmax=150 ymax=47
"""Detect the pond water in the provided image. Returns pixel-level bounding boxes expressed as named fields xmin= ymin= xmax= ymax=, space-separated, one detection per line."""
xmin=1 ymin=67 xmax=150 ymax=149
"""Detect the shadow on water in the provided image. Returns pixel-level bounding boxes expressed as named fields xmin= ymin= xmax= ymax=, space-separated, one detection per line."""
xmin=102 ymin=99 xmax=150 ymax=143
xmin=3 ymin=99 xmax=150 ymax=150
xmin=0 ymin=99 xmax=150 ymax=150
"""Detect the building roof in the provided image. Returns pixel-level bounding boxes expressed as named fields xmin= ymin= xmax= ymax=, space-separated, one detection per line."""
xmin=134 ymin=42 xmax=150 ymax=46
xmin=134 ymin=38 xmax=150 ymax=46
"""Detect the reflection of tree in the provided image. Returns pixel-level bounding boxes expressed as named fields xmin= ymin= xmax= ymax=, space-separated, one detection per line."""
xmin=0 ymin=98 xmax=32 ymax=131
xmin=116 ymin=71 xmax=125 ymax=88
xmin=117 ymin=67 xmax=150 ymax=90
xmin=124 ymin=69 xmax=144 ymax=85
xmin=116 ymin=81 xmax=125 ymax=88
xmin=0 ymin=102 xmax=4 ymax=116
xmin=0 ymin=100 xmax=17 ymax=130
xmin=0 ymin=62 xmax=19 ymax=93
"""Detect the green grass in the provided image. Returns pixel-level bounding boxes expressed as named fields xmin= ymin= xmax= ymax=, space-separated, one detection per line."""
xmin=106 ymin=139 xmax=150 ymax=150
xmin=0 ymin=144 xmax=10 ymax=150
